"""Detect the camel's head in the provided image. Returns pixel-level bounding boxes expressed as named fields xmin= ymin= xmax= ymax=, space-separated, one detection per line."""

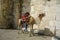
xmin=38 ymin=13 xmax=45 ymax=20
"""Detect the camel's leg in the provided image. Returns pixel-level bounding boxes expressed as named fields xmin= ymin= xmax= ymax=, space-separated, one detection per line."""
xmin=32 ymin=24 xmax=35 ymax=36
xmin=29 ymin=25 xmax=32 ymax=37
xmin=18 ymin=19 xmax=21 ymax=34
xmin=18 ymin=24 xmax=24 ymax=34
xmin=29 ymin=24 xmax=34 ymax=37
xmin=21 ymin=25 xmax=24 ymax=33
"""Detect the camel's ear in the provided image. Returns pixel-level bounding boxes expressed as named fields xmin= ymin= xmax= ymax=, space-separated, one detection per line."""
xmin=38 ymin=13 xmax=45 ymax=20
xmin=38 ymin=13 xmax=45 ymax=17
xmin=42 ymin=13 xmax=45 ymax=17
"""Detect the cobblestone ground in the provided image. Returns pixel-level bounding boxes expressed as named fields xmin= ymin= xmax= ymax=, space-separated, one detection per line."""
xmin=0 ymin=29 xmax=52 ymax=40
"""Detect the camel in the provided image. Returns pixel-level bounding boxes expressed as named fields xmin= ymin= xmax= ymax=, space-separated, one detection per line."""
xmin=18 ymin=13 xmax=45 ymax=37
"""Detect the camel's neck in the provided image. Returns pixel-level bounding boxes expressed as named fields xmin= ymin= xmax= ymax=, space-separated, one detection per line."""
xmin=30 ymin=14 xmax=43 ymax=24
xmin=32 ymin=16 xmax=41 ymax=24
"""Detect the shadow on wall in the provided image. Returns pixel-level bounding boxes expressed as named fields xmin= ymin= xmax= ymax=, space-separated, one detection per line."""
xmin=44 ymin=28 xmax=54 ymax=36
xmin=36 ymin=28 xmax=55 ymax=36
xmin=1 ymin=0 xmax=15 ymax=29
xmin=15 ymin=0 xmax=31 ymax=29
xmin=54 ymin=36 xmax=60 ymax=40
xmin=1 ymin=0 xmax=31 ymax=29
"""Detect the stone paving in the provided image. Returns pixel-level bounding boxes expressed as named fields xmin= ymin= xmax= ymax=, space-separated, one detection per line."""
xmin=0 ymin=29 xmax=52 ymax=40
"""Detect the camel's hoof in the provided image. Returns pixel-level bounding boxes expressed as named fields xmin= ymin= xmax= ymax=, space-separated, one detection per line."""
xmin=33 ymin=34 xmax=35 ymax=36
xmin=29 ymin=35 xmax=32 ymax=37
xmin=21 ymin=31 xmax=24 ymax=33
xmin=18 ymin=32 xmax=20 ymax=34
xmin=29 ymin=32 xmax=34 ymax=37
xmin=29 ymin=34 xmax=33 ymax=37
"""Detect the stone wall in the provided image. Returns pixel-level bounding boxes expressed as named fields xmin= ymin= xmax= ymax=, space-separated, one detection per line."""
xmin=56 ymin=0 xmax=60 ymax=29
xmin=29 ymin=0 xmax=56 ymax=35
xmin=0 ymin=0 xmax=7 ymax=28
xmin=22 ymin=0 xmax=31 ymax=13
xmin=0 ymin=0 xmax=56 ymax=33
